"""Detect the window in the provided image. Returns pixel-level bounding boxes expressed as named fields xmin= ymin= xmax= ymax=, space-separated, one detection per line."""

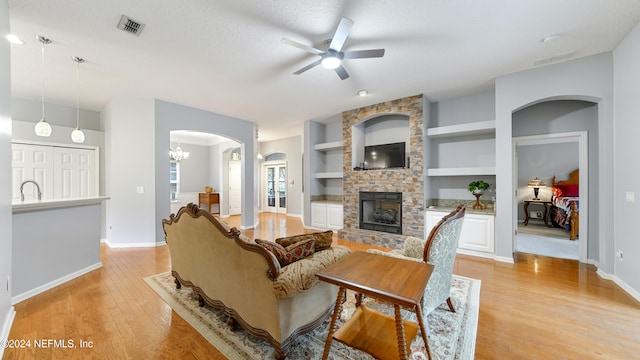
xmin=170 ymin=160 xmax=180 ymax=200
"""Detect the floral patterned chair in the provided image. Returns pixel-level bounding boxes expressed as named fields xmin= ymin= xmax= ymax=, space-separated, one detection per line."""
xmin=367 ymin=205 xmax=466 ymax=319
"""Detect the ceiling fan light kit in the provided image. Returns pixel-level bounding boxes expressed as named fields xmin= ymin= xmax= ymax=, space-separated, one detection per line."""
xmin=282 ymin=17 xmax=385 ymax=80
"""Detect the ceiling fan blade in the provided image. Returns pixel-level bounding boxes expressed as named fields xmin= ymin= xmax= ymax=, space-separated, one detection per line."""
xmin=334 ymin=65 xmax=350 ymax=80
xmin=281 ymin=38 xmax=324 ymax=55
xmin=342 ymin=49 xmax=385 ymax=59
xmin=329 ymin=17 xmax=354 ymax=51
xmin=293 ymin=59 xmax=322 ymax=75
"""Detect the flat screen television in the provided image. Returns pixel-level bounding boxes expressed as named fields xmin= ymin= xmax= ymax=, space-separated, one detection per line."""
xmin=364 ymin=142 xmax=406 ymax=169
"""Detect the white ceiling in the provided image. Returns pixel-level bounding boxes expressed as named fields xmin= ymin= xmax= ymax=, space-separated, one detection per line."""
xmin=8 ymin=0 xmax=640 ymax=142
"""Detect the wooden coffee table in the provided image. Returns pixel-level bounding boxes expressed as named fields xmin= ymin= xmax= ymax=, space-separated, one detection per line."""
xmin=316 ymin=251 xmax=434 ymax=360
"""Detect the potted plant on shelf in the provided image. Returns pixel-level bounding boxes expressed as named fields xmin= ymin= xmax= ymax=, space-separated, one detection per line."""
xmin=468 ymin=180 xmax=491 ymax=209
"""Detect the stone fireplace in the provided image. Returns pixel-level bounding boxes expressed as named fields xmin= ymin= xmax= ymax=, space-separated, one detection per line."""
xmin=338 ymin=95 xmax=425 ymax=249
xmin=359 ymin=192 xmax=402 ymax=234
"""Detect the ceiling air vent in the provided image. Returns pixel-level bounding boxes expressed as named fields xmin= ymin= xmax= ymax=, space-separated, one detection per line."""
xmin=117 ymin=15 xmax=145 ymax=36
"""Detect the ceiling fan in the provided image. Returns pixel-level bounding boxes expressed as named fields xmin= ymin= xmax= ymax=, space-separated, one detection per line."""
xmin=281 ymin=17 xmax=385 ymax=80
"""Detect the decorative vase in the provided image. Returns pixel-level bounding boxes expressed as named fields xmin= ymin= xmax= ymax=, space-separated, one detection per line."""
xmin=205 ymin=186 xmax=213 ymax=193
xmin=472 ymin=191 xmax=484 ymax=210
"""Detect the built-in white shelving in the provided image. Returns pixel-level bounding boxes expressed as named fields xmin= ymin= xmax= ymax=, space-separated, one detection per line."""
xmin=427 ymin=120 xmax=496 ymax=138
xmin=314 ymin=141 xmax=343 ymax=151
xmin=427 ymin=167 xmax=496 ymax=176
xmin=314 ymin=172 xmax=344 ymax=179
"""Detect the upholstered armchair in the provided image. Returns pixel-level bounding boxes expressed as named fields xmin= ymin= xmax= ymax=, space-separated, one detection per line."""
xmin=367 ymin=205 xmax=466 ymax=316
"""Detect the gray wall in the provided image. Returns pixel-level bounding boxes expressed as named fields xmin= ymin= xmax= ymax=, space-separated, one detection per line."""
xmin=259 ymin=135 xmax=303 ymax=216
xmin=613 ymin=21 xmax=640 ymax=296
xmin=495 ymin=53 xmax=614 ymax=268
xmin=170 ymin=142 xmax=210 ymax=192
xmin=516 ymin=142 xmax=579 ymax=218
xmin=12 ymin=97 xmax=101 ymax=131
xmin=0 ymin=0 xmax=13 ymax=347
xmin=427 ymin=91 xmax=496 ymax=201
xmin=155 ymin=99 xmax=257 ymax=236
xmin=12 ymin=204 xmax=101 ymax=297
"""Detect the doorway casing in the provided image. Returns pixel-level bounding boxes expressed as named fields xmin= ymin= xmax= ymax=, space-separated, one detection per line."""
xmin=513 ymin=131 xmax=588 ymax=262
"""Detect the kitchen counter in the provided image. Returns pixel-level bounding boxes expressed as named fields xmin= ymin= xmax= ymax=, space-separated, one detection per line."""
xmin=425 ymin=205 xmax=495 ymax=216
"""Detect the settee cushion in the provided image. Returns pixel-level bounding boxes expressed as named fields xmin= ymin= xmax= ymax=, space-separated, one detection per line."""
xmin=275 ymin=230 xmax=333 ymax=252
xmin=256 ymin=238 xmax=316 ymax=266
xmin=273 ymin=245 xmax=351 ymax=298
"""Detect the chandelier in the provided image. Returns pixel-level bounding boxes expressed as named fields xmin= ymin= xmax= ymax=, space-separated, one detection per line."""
xmin=169 ymin=146 xmax=190 ymax=161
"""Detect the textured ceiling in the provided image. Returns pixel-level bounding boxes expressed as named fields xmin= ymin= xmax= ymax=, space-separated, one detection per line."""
xmin=8 ymin=0 xmax=640 ymax=141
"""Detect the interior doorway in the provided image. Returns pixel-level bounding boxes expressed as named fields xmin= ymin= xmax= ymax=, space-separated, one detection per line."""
xmin=228 ymin=160 xmax=242 ymax=215
xmin=513 ymin=132 xmax=588 ymax=262
xmin=264 ymin=161 xmax=287 ymax=214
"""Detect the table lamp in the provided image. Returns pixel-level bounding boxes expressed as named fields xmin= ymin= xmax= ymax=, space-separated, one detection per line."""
xmin=528 ymin=177 xmax=546 ymax=200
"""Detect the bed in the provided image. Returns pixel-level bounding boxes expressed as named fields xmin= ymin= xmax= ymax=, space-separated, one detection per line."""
xmin=550 ymin=169 xmax=579 ymax=240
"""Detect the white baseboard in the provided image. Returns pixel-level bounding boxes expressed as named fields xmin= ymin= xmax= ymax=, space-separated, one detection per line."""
xmin=456 ymin=248 xmax=512 ymax=262
xmin=494 ymin=255 xmax=516 ymax=264
xmin=0 ymin=306 xmax=16 ymax=359
xmin=11 ymin=262 xmax=102 ymax=305
xmin=596 ymin=268 xmax=640 ymax=303
xmin=104 ymin=239 xmax=166 ymax=248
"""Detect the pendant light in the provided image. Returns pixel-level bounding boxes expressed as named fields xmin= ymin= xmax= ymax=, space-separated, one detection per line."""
xmin=71 ymin=56 xmax=85 ymax=143
xmin=34 ymin=35 xmax=52 ymax=137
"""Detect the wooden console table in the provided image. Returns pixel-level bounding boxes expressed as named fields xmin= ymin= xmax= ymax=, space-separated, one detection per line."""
xmin=523 ymin=200 xmax=552 ymax=227
xmin=317 ymin=251 xmax=434 ymax=360
xmin=198 ymin=192 xmax=220 ymax=215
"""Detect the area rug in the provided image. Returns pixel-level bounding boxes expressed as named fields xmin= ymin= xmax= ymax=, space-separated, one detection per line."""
xmin=144 ymin=272 xmax=480 ymax=360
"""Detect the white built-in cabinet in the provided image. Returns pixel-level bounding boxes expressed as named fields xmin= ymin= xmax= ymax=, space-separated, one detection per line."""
xmin=11 ymin=143 xmax=98 ymax=201
xmin=425 ymin=210 xmax=495 ymax=256
xmin=311 ymin=202 xmax=343 ymax=230
xmin=427 ymin=120 xmax=496 ymax=176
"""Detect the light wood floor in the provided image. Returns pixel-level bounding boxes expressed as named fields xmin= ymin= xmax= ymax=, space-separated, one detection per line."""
xmin=4 ymin=213 xmax=640 ymax=359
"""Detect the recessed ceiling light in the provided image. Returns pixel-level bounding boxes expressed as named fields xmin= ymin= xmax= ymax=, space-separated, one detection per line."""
xmin=541 ymin=34 xmax=560 ymax=44
xmin=358 ymin=90 xmax=368 ymax=96
xmin=6 ymin=34 xmax=24 ymax=45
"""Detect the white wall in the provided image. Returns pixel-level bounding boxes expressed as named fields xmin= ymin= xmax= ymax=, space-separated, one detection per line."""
xmin=613 ymin=22 xmax=640 ymax=297
xmin=495 ymin=53 xmax=614 ymax=268
xmin=103 ymin=98 xmax=157 ymax=246
xmin=0 ymin=0 xmax=14 ymax=351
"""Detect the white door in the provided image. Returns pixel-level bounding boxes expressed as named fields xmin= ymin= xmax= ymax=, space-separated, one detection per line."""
xmin=11 ymin=143 xmax=54 ymax=201
xmin=265 ymin=163 xmax=287 ymax=213
xmin=53 ymin=147 xmax=96 ymax=199
xmin=229 ymin=160 xmax=242 ymax=215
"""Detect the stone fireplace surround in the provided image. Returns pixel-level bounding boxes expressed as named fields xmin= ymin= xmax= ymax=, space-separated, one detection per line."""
xmin=338 ymin=95 xmax=424 ymax=249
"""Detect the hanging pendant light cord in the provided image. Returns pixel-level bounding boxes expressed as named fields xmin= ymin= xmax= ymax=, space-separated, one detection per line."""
xmin=76 ymin=59 xmax=80 ymax=129
xmin=41 ymin=41 xmax=45 ymax=120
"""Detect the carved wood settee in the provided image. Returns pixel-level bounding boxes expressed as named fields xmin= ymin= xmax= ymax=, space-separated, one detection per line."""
xmin=162 ymin=204 xmax=351 ymax=359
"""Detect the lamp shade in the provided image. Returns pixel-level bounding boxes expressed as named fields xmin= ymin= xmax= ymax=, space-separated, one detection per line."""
xmin=527 ymin=177 xmax=546 ymax=187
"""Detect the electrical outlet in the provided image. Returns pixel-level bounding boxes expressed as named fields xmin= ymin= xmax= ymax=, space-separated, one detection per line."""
xmin=625 ymin=192 xmax=635 ymax=203
xmin=136 ymin=186 xmax=144 ymax=194
xmin=616 ymin=250 xmax=623 ymax=260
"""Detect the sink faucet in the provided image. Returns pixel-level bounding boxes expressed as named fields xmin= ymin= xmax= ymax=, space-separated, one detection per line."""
xmin=20 ymin=180 xmax=42 ymax=201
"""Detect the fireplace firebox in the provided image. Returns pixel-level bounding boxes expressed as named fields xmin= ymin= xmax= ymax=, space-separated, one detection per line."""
xmin=359 ymin=192 xmax=402 ymax=234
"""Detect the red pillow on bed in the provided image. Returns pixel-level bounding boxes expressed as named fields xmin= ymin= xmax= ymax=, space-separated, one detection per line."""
xmin=555 ymin=184 xmax=579 ymax=197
